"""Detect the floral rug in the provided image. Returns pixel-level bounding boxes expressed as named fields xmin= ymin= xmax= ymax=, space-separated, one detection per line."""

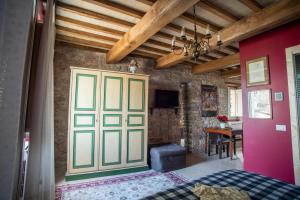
xmin=55 ymin=170 xmax=187 ymax=200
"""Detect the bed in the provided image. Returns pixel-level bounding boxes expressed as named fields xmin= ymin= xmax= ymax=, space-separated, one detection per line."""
xmin=142 ymin=169 xmax=300 ymax=200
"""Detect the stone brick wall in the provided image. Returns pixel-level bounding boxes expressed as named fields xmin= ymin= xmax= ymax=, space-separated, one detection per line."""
xmin=54 ymin=41 xmax=228 ymax=178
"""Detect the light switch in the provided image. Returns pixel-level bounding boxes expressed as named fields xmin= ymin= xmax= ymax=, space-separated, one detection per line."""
xmin=276 ymin=124 xmax=287 ymax=132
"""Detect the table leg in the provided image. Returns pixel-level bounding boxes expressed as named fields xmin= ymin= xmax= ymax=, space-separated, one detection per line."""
xmin=230 ymin=136 xmax=233 ymax=160
xmin=219 ymin=135 xmax=222 ymax=159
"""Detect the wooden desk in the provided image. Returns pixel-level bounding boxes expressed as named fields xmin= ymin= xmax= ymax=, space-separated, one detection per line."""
xmin=204 ymin=128 xmax=242 ymax=160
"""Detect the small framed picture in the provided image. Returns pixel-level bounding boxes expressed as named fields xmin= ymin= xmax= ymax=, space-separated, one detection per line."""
xmin=246 ymin=56 xmax=269 ymax=87
xmin=248 ymin=89 xmax=272 ymax=119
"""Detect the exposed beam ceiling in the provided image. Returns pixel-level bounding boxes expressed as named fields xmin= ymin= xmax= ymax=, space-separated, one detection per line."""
xmin=192 ymin=53 xmax=240 ymax=74
xmin=238 ymin=0 xmax=263 ymax=12
xmin=106 ymin=0 xmax=200 ymax=63
xmin=55 ymin=0 xmax=244 ymax=68
xmin=156 ymin=0 xmax=300 ymax=69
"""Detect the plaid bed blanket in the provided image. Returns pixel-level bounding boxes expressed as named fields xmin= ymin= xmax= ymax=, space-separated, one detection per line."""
xmin=142 ymin=169 xmax=300 ymax=200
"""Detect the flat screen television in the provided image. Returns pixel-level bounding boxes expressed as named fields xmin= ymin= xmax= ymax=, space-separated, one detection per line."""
xmin=155 ymin=90 xmax=179 ymax=108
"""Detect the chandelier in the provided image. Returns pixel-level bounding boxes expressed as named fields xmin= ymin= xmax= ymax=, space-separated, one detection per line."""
xmin=171 ymin=5 xmax=222 ymax=61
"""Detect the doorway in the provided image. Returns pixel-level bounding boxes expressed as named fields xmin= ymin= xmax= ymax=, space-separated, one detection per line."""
xmin=286 ymin=44 xmax=300 ymax=185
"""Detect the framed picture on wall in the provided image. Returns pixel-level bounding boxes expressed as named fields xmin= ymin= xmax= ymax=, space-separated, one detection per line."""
xmin=246 ymin=56 xmax=269 ymax=87
xmin=248 ymin=89 xmax=272 ymax=119
xmin=201 ymin=85 xmax=218 ymax=117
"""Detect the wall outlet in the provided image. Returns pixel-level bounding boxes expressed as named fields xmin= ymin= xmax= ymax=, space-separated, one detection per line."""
xmin=276 ymin=124 xmax=287 ymax=132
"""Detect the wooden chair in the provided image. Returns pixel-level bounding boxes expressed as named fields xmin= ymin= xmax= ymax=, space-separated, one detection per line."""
xmin=207 ymin=131 xmax=230 ymax=159
xmin=232 ymin=129 xmax=243 ymax=155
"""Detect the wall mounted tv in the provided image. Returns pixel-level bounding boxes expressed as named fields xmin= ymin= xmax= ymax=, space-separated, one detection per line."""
xmin=154 ymin=89 xmax=179 ymax=108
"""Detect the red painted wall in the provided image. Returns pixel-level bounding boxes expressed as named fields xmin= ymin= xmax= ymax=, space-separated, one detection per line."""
xmin=240 ymin=19 xmax=300 ymax=184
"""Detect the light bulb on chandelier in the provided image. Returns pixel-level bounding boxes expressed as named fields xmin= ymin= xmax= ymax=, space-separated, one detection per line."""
xmin=170 ymin=5 xmax=222 ymax=61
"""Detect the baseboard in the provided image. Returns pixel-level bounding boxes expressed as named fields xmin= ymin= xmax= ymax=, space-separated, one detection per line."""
xmin=65 ymin=166 xmax=149 ymax=181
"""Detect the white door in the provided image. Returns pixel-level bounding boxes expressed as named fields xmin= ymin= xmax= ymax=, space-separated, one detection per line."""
xmin=68 ymin=69 xmax=100 ymax=174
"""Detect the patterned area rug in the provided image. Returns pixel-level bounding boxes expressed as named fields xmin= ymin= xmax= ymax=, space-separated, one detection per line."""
xmin=55 ymin=171 xmax=187 ymax=200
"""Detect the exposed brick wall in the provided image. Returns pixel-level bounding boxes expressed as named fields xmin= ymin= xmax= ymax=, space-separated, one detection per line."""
xmin=54 ymin=41 xmax=228 ymax=178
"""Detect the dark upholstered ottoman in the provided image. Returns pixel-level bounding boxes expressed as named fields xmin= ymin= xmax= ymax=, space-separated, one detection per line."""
xmin=150 ymin=144 xmax=186 ymax=172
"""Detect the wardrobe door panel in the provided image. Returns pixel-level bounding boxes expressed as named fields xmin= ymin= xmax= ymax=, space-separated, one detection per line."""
xmin=127 ymin=129 xmax=144 ymax=163
xmin=99 ymin=72 xmax=125 ymax=170
xmin=102 ymin=130 xmax=122 ymax=166
xmin=128 ymin=78 xmax=145 ymax=112
xmin=103 ymin=76 xmax=123 ymax=111
xmin=125 ymin=75 xmax=148 ymax=168
xmin=68 ymin=69 xmax=100 ymax=174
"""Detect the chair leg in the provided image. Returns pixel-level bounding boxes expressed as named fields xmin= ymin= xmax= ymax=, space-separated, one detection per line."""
xmin=208 ymin=140 xmax=211 ymax=156
xmin=226 ymin=144 xmax=229 ymax=157
xmin=234 ymin=138 xmax=237 ymax=155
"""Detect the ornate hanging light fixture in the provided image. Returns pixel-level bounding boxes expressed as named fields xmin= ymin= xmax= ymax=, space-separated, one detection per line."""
xmin=171 ymin=5 xmax=222 ymax=61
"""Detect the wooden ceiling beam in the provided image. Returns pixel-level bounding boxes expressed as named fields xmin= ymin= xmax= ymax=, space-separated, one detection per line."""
xmin=181 ymin=13 xmax=221 ymax=32
xmin=56 ymin=15 xmax=183 ymax=53
xmin=56 ymin=40 xmax=109 ymax=53
xmin=156 ymin=0 xmax=300 ymax=69
xmin=213 ymin=49 xmax=229 ymax=57
xmin=56 ymin=26 xmax=170 ymax=56
xmin=197 ymin=1 xmax=240 ymax=23
xmin=56 ymin=34 xmax=113 ymax=49
xmin=132 ymin=50 xmax=161 ymax=59
xmin=137 ymin=0 xmax=222 ymax=32
xmin=56 ymin=34 xmax=162 ymax=59
xmin=56 ymin=15 xmax=124 ymax=37
xmin=224 ymin=45 xmax=239 ymax=53
xmin=106 ymin=0 xmax=200 ymax=63
xmin=192 ymin=53 xmax=240 ymax=74
xmin=56 ymin=1 xmax=133 ymax=28
xmin=81 ymin=0 xmax=204 ymax=39
xmin=56 ymin=25 xmax=118 ymax=42
xmin=221 ymin=68 xmax=241 ymax=78
xmin=57 ymin=1 xmax=222 ymax=60
xmin=57 ymin=1 xmax=206 ymax=51
xmin=238 ymin=0 xmax=263 ymax=12
xmin=83 ymin=0 xmax=144 ymax=19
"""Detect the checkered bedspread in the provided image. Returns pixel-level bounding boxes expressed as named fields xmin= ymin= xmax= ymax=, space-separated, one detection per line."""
xmin=142 ymin=169 xmax=300 ymax=200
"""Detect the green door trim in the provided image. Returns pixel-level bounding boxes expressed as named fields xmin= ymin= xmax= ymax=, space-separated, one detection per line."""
xmin=74 ymin=73 xmax=97 ymax=111
xmin=73 ymin=130 xmax=95 ymax=169
xmin=127 ymin=129 xmax=144 ymax=163
xmin=103 ymin=114 xmax=122 ymax=127
xmin=74 ymin=114 xmax=95 ymax=127
xmin=103 ymin=76 xmax=123 ymax=111
xmin=128 ymin=78 xmax=145 ymax=112
xmin=102 ymin=130 xmax=122 ymax=166
xmin=127 ymin=114 xmax=145 ymax=127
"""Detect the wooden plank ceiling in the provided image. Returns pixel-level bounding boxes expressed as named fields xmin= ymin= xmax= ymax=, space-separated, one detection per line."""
xmin=55 ymin=0 xmax=300 ymax=81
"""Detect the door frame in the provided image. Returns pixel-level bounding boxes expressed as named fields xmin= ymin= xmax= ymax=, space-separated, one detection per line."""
xmin=286 ymin=44 xmax=300 ymax=185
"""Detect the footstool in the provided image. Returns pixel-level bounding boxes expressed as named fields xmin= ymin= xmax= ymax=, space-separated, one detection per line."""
xmin=150 ymin=144 xmax=186 ymax=172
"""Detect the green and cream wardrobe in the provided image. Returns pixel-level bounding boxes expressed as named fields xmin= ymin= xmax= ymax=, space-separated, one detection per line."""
xmin=67 ymin=67 xmax=149 ymax=179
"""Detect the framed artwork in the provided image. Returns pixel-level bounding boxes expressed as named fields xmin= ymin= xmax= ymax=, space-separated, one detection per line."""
xmin=246 ymin=56 xmax=269 ymax=87
xmin=248 ymin=89 xmax=272 ymax=119
xmin=201 ymin=85 xmax=218 ymax=117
